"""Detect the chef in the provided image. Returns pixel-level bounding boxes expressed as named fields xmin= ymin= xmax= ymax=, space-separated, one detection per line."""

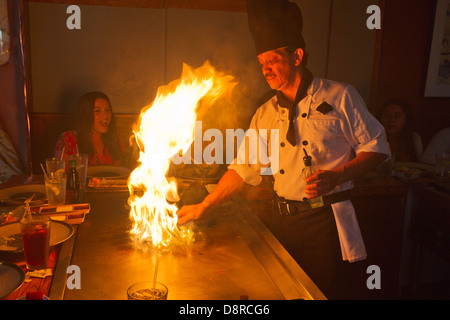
xmin=177 ymin=0 xmax=390 ymax=299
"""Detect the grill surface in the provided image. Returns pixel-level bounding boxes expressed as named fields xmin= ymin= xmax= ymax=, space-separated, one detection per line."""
xmin=55 ymin=188 xmax=325 ymax=300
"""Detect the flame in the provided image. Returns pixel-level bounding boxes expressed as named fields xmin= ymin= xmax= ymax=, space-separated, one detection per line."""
xmin=128 ymin=61 xmax=236 ymax=248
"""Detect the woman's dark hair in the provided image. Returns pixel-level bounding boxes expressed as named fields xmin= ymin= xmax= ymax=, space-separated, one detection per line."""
xmin=377 ymin=99 xmax=418 ymax=161
xmin=76 ymin=91 xmax=122 ymax=161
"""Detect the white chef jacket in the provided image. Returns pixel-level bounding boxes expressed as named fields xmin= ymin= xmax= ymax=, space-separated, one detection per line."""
xmin=229 ymin=77 xmax=391 ymax=262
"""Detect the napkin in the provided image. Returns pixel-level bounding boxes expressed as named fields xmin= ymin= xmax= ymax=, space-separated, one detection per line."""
xmin=25 ymin=268 xmax=52 ymax=282
xmin=331 ymin=200 xmax=367 ymax=263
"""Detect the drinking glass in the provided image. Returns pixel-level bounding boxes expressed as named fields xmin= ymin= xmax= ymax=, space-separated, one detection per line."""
xmin=75 ymin=154 xmax=89 ymax=186
xmin=45 ymin=157 xmax=65 ymax=174
xmin=45 ymin=171 xmax=66 ymax=205
xmin=127 ymin=281 xmax=168 ymax=300
xmin=435 ymin=151 xmax=450 ymax=177
xmin=20 ymin=215 xmax=51 ymax=270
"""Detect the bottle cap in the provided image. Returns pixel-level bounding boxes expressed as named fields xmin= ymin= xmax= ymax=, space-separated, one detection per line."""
xmin=302 ymin=148 xmax=312 ymax=166
xmin=69 ymin=160 xmax=76 ymax=167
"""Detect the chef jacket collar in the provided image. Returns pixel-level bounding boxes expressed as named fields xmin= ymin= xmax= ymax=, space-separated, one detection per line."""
xmin=276 ymin=68 xmax=313 ymax=146
xmin=276 ymin=68 xmax=314 ymax=110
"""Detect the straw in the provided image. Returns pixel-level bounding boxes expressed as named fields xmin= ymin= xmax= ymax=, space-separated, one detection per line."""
xmin=25 ymin=193 xmax=35 ymax=210
xmin=60 ymin=147 xmax=65 ymax=161
xmin=22 ymin=193 xmax=35 ymax=221
xmin=40 ymin=163 xmax=48 ymax=180
xmin=152 ymin=254 xmax=160 ymax=290
xmin=76 ymin=144 xmax=79 ymax=157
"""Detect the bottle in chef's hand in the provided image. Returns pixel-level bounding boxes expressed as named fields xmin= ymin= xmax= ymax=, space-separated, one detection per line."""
xmin=302 ymin=149 xmax=324 ymax=208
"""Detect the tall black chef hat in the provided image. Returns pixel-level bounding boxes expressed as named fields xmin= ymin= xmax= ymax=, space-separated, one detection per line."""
xmin=246 ymin=0 xmax=305 ymax=56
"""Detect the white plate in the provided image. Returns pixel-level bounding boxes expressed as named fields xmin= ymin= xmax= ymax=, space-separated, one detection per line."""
xmin=87 ymin=166 xmax=131 ymax=178
xmin=394 ymin=162 xmax=434 ymax=171
xmin=0 ymin=261 xmax=25 ymax=299
xmin=0 ymin=220 xmax=74 ymax=252
xmin=0 ymin=184 xmax=47 ymax=206
xmin=393 ymin=162 xmax=434 ymax=180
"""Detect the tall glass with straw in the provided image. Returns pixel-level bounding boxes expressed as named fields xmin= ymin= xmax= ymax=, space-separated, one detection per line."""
xmin=20 ymin=194 xmax=51 ymax=270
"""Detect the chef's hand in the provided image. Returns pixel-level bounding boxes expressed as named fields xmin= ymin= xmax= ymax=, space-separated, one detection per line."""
xmin=176 ymin=202 xmax=208 ymax=225
xmin=304 ymin=170 xmax=341 ymax=198
xmin=304 ymin=152 xmax=389 ymax=198
xmin=177 ymin=170 xmax=244 ymax=225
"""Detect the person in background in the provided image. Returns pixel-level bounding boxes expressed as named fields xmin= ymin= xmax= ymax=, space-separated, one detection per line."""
xmin=54 ymin=91 xmax=126 ymax=167
xmin=0 ymin=122 xmax=23 ymax=184
xmin=377 ymin=99 xmax=423 ymax=162
xmin=420 ymin=127 xmax=450 ymax=165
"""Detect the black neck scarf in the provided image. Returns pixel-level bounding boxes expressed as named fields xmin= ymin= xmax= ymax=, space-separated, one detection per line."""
xmin=276 ymin=68 xmax=313 ymax=146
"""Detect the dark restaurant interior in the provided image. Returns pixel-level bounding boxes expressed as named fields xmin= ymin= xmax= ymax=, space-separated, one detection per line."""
xmin=0 ymin=0 xmax=449 ymax=302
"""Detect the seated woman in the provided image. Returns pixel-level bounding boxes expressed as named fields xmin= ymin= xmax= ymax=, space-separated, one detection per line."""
xmin=54 ymin=91 xmax=126 ymax=167
xmin=377 ymin=99 xmax=423 ymax=162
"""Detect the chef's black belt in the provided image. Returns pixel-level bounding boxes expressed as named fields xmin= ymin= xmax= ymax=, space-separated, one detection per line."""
xmin=274 ymin=190 xmax=351 ymax=216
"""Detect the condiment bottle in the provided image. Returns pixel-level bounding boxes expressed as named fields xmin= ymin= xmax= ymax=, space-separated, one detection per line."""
xmin=66 ymin=159 xmax=80 ymax=204
xmin=302 ymin=148 xmax=324 ymax=208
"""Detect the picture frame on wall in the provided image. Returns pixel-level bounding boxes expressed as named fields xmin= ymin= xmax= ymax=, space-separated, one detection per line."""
xmin=424 ymin=0 xmax=450 ymax=97
xmin=0 ymin=0 xmax=10 ymax=65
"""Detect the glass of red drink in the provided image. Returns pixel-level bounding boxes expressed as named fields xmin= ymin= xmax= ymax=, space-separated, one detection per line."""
xmin=20 ymin=215 xmax=51 ymax=270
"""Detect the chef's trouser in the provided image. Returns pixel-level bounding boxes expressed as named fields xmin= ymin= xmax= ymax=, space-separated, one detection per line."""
xmin=263 ymin=204 xmax=366 ymax=300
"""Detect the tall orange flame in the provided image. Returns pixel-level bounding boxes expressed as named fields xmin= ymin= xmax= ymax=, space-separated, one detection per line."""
xmin=128 ymin=61 xmax=236 ymax=248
